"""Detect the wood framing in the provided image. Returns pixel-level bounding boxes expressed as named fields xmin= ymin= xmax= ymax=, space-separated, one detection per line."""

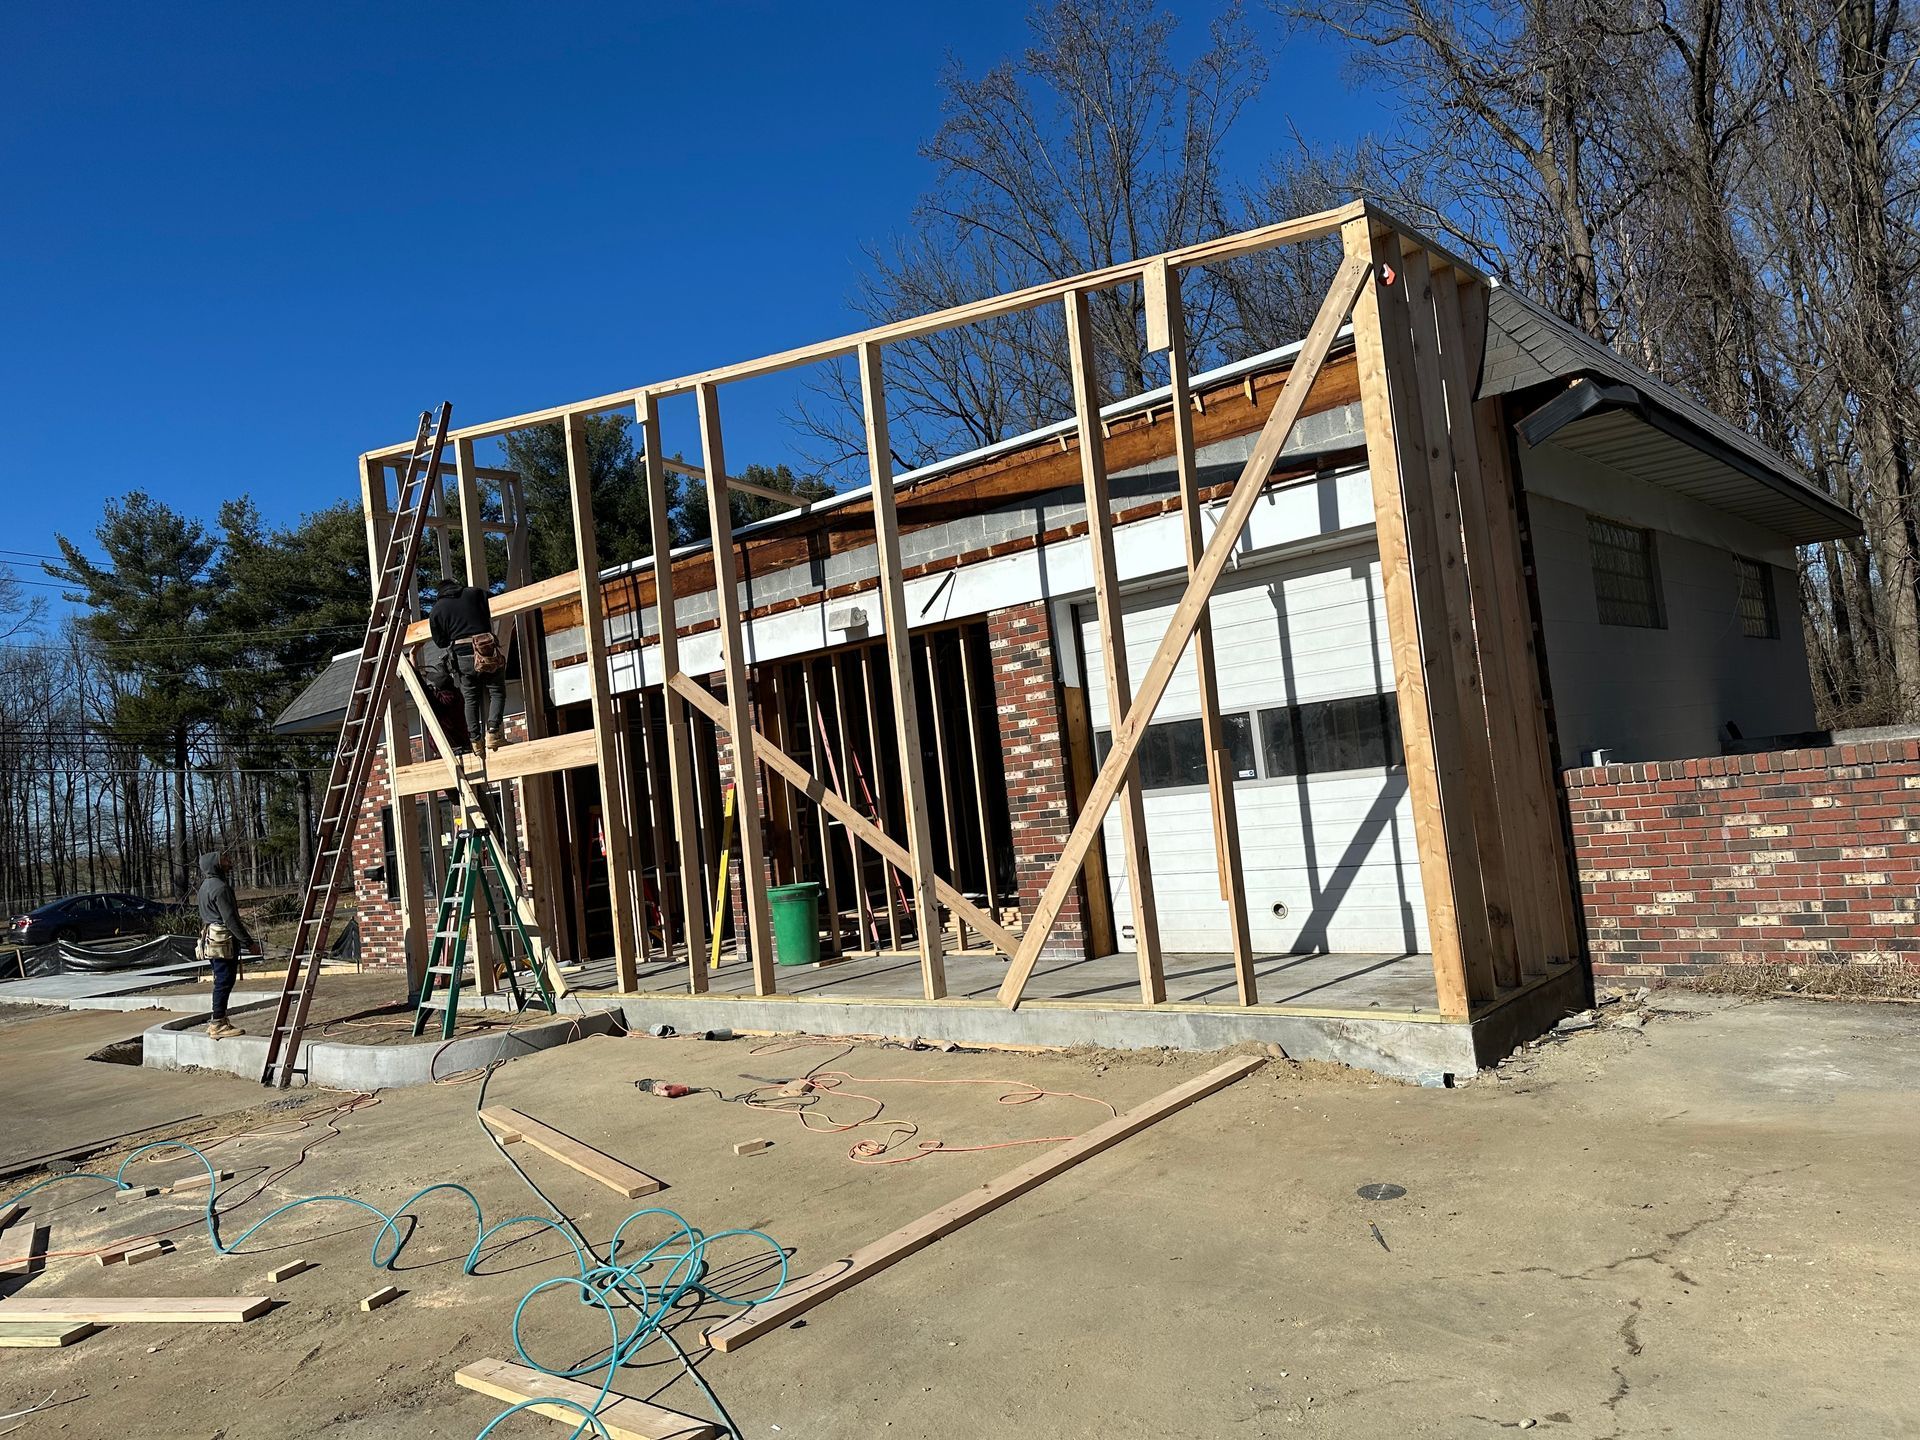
xmin=695 ymin=384 xmax=777 ymax=994
xmin=1156 ymin=262 xmax=1256 ymax=1004
xmin=1064 ymin=286 xmax=1165 ymax=1004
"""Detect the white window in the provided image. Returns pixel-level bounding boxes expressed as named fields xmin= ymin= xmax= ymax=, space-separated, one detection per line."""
xmin=1735 ymin=556 xmax=1779 ymax=638
xmin=1588 ymin=516 xmax=1665 ymax=628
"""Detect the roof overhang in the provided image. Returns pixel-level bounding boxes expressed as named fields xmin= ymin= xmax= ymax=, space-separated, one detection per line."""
xmin=1515 ymin=378 xmax=1862 ymax=545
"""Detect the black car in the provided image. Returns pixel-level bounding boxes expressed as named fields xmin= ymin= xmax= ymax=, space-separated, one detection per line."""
xmin=10 ymin=893 xmax=180 ymax=946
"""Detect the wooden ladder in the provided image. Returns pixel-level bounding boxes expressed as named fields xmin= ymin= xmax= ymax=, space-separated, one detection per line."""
xmin=259 ymin=404 xmax=452 ymax=1087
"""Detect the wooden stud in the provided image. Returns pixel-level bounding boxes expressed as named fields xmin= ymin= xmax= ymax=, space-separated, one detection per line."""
xmin=826 ymin=654 xmax=879 ymax=950
xmin=1059 ymin=673 xmax=1118 ymax=957
xmin=563 ymin=414 xmax=641 ymax=989
xmin=455 ymin=1359 xmax=721 ymax=1440
xmin=1160 ymin=266 xmax=1256 ymax=1004
xmin=1063 ymin=287 xmax=1165 ymax=1003
xmin=637 ymin=395 xmax=710 ymax=991
xmin=122 ymin=1241 xmax=169 ymax=1267
xmin=857 ymin=343 xmax=947 ymax=998
xmin=670 ymin=674 xmax=1018 ymax=956
xmin=704 ymin=1056 xmax=1265 ymax=1352
xmin=360 ymin=1285 xmax=403 ymax=1312
xmin=695 ymin=383 xmax=778 ymax=996
xmin=1141 ymin=256 xmax=1172 ymax=354
xmin=996 ymin=252 xmax=1370 ymax=1008
xmin=479 ymin=1107 xmax=663 ymax=1199
xmin=498 ymin=483 xmax=566 ymax=959
xmin=1343 ymin=219 xmax=1492 ymax=1015
xmin=266 ymin=1260 xmax=316 ymax=1283
xmin=165 ymin=1169 xmax=233 ymax=1193
xmin=732 ymin=1139 xmax=773 ymax=1156
xmin=799 ymin=661 xmax=840 ymax=957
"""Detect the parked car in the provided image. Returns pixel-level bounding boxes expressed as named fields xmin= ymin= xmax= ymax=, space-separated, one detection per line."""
xmin=9 ymin=893 xmax=182 ymax=946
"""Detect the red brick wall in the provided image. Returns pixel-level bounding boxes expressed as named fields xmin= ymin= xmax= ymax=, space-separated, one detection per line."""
xmin=1565 ymin=739 xmax=1920 ymax=982
xmin=350 ymin=743 xmax=404 ymax=968
xmin=989 ymin=602 xmax=1088 ymax=962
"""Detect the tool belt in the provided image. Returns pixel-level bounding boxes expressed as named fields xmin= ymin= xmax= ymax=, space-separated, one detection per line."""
xmin=197 ymin=923 xmax=238 ymax=962
xmin=462 ymin=633 xmax=505 ymax=676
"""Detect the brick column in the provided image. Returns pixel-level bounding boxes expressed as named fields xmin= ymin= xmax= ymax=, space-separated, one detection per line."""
xmin=988 ymin=602 xmax=1089 ymax=962
xmin=350 ymin=741 xmax=404 ymax=968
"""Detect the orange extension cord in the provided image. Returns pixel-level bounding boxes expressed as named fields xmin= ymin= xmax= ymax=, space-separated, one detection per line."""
xmin=719 ymin=1038 xmax=1119 ymax=1166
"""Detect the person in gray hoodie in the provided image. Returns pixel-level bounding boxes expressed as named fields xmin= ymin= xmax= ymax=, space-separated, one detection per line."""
xmin=196 ymin=852 xmax=257 ymax=1038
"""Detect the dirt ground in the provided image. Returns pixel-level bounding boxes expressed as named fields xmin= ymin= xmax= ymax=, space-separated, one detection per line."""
xmin=0 ymin=992 xmax=1915 ymax=1438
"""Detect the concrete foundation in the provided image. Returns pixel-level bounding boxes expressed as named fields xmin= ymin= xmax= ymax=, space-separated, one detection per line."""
xmin=141 ymin=998 xmax=625 ymax=1088
xmin=610 ymin=963 xmax=1587 ymax=1082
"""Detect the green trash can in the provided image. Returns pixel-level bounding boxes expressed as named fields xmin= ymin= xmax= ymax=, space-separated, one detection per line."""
xmin=768 ymin=882 xmax=822 ymax=966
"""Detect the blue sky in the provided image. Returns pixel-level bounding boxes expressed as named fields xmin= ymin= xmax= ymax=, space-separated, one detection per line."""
xmin=0 ymin=1 xmax=1383 ymax=608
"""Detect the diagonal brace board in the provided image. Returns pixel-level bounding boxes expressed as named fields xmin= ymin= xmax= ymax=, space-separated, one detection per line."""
xmin=667 ymin=672 xmax=1020 ymax=958
xmin=703 ymin=1056 xmax=1264 ymax=1352
xmin=995 ymin=252 xmax=1373 ymax=1008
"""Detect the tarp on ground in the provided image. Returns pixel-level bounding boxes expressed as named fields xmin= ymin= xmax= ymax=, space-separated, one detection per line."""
xmin=7 ymin=934 xmax=199 ymax=979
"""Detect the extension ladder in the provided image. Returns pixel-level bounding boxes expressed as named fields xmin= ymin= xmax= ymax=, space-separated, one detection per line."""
xmin=412 ymin=826 xmax=556 ymax=1039
xmin=260 ymin=404 xmax=452 ymax=1087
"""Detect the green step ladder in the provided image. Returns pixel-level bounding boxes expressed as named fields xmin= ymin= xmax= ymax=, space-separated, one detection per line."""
xmin=413 ymin=826 xmax=557 ymax=1039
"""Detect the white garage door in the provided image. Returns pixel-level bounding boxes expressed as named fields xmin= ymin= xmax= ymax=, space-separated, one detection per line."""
xmin=1080 ymin=542 xmax=1429 ymax=956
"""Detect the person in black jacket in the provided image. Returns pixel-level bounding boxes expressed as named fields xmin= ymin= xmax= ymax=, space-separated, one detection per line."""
xmin=196 ymin=852 xmax=257 ymax=1039
xmin=429 ymin=582 xmax=506 ymax=751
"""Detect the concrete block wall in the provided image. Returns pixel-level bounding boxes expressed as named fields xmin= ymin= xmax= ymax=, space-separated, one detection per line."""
xmin=1565 ymin=739 xmax=1920 ymax=982
xmin=989 ymin=601 xmax=1088 ymax=962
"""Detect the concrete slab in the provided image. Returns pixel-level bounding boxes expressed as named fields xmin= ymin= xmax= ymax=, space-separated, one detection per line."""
xmin=0 ymin=961 xmax=208 ymax=1007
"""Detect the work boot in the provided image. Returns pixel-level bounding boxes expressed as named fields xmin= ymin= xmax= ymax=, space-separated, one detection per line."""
xmin=488 ymin=726 xmax=508 ymax=748
xmin=207 ymin=1019 xmax=242 ymax=1039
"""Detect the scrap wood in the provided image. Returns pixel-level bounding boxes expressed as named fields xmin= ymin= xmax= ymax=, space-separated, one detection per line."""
xmin=166 ymin=1170 xmax=234 ymax=1193
xmin=479 ymin=1107 xmax=661 ymax=1199
xmin=360 ymin=1285 xmax=403 ymax=1312
xmin=0 ymin=1297 xmax=271 ymax=1323
xmin=0 ymin=1322 xmax=98 ymax=1349
xmin=732 ymin=1139 xmax=772 ymax=1156
xmin=0 ymin=1204 xmax=21 ymax=1232
xmin=455 ymin=1359 xmax=719 ymax=1440
xmin=122 ymin=1241 xmax=171 ymax=1267
xmin=266 ymin=1260 xmax=316 ymax=1283
xmin=704 ymin=1055 xmax=1265 ymax=1353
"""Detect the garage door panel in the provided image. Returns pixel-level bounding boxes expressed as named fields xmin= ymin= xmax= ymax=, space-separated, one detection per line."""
xmin=1081 ymin=541 xmax=1429 ymax=957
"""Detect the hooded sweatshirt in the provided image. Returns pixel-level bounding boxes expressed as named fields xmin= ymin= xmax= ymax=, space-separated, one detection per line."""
xmin=195 ymin=853 xmax=255 ymax=949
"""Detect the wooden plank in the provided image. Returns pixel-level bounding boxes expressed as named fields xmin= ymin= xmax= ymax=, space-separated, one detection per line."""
xmin=391 ymin=725 xmax=600 ymax=798
xmin=638 ymin=394 xmax=709 ymax=991
xmin=122 ymin=1241 xmax=170 ymax=1267
xmin=826 ymin=654 xmax=878 ymax=950
xmin=361 ymin=1285 xmax=403 ymax=1312
xmin=695 ymin=383 xmax=778 ymax=995
xmin=479 ymin=1108 xmax=662 ymax=1199
xmin=996 ymin=253 xmax=1371 ymax=1007
xmin=857 ymin=342 xmax=946 ymax=998
xmin=267 ymin=1260 xmax=316 ymax=1283
xmin=798 ymin=662 xmax=840 ymax=957
xmin=1161 ymin=266 xmax=1256 ymax=1004
xmin=1059 ymin=678 xmax=1118 ymax=957
xmin=166 ymin=1169 xmax=233 ymax=1192
xmin=1399 ymin=243 xmax=1520 ymax=992
xmin=0 ymin=1298 xmax=272 ymax=1323
xmin=1065 ymin=287 xmax=1165 ymax=1002
xmin=732 ymin=1139 xmax=773 ymax=1156
xmin=1432 ymin=268 xmax=1546 ymax=979
xmin=704 ymin=1056 xmax=1266 ymax=1353
xmin=1343 ymin=218 xmax=1490 ymax=1015
xmin=564 ymin=414 xmax=641 ymax=990
xmin=366 ymin=203 xmax=1371 ymax=455
xmin=402 ymin=569 xmax=581 ymax=646
xmin=0 ymin=1203 xmax=22 ymax=1232
xmin=456 ymin=1358 xmax=720 ymax=1440
xmin=669 ymin=674 xmax=1018 ymax=957
xmin=500 ymin=475 xmax=568 ymax=962
xmin=453 ymin=434 xmax=501 ymax=988
xmin=857 ymin=645 xmax=905 ymax=952
xmin=1459 ymin=288 xmax=1581 ymax=968
xmin=0 ymin=1322 xmax=98 ymax=1348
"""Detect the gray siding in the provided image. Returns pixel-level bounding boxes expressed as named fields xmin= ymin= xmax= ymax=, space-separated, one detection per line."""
xmin=1523 ymin=441 xmax=1816 ymax=763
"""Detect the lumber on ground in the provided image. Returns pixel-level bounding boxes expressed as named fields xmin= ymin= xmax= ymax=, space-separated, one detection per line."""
xmin=456 ymin=1358 xmax=721 ymax=1440
xmin=703 ymin=1055 xmax=1265 ymax=1352
xmin=479 ymin=1108 xmax=662 ymax=1199
xmin=0 ymin=1297 xmax=271 ymax=1323
xmin=360 ymin=1285 xmax=403 ymax=1312
xmin=267 ymin=1260 xmax=316 ymax=1282
xmin=0 ymin=1321 xmax=99 ymax=1348
xmin=0 ymin=1203 xmax=20 ymax=1231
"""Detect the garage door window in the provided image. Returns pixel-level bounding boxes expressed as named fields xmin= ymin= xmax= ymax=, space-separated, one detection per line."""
xmin=1260 ymin=693 xmax=1404 ymax=777
xmin=1094 ymin=713 xmax=1257 ymax=790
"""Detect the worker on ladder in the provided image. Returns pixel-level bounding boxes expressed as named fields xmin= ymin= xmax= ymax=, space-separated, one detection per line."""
xmin=196 ymin=851 xmax=258 ymax=1039
xmin=429 ymin=580 xmax=509 ymax=753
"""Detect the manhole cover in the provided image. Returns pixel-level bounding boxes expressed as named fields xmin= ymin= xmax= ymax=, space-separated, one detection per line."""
xmin=1356 ymin=1182 xmax=1406 ymax=1201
